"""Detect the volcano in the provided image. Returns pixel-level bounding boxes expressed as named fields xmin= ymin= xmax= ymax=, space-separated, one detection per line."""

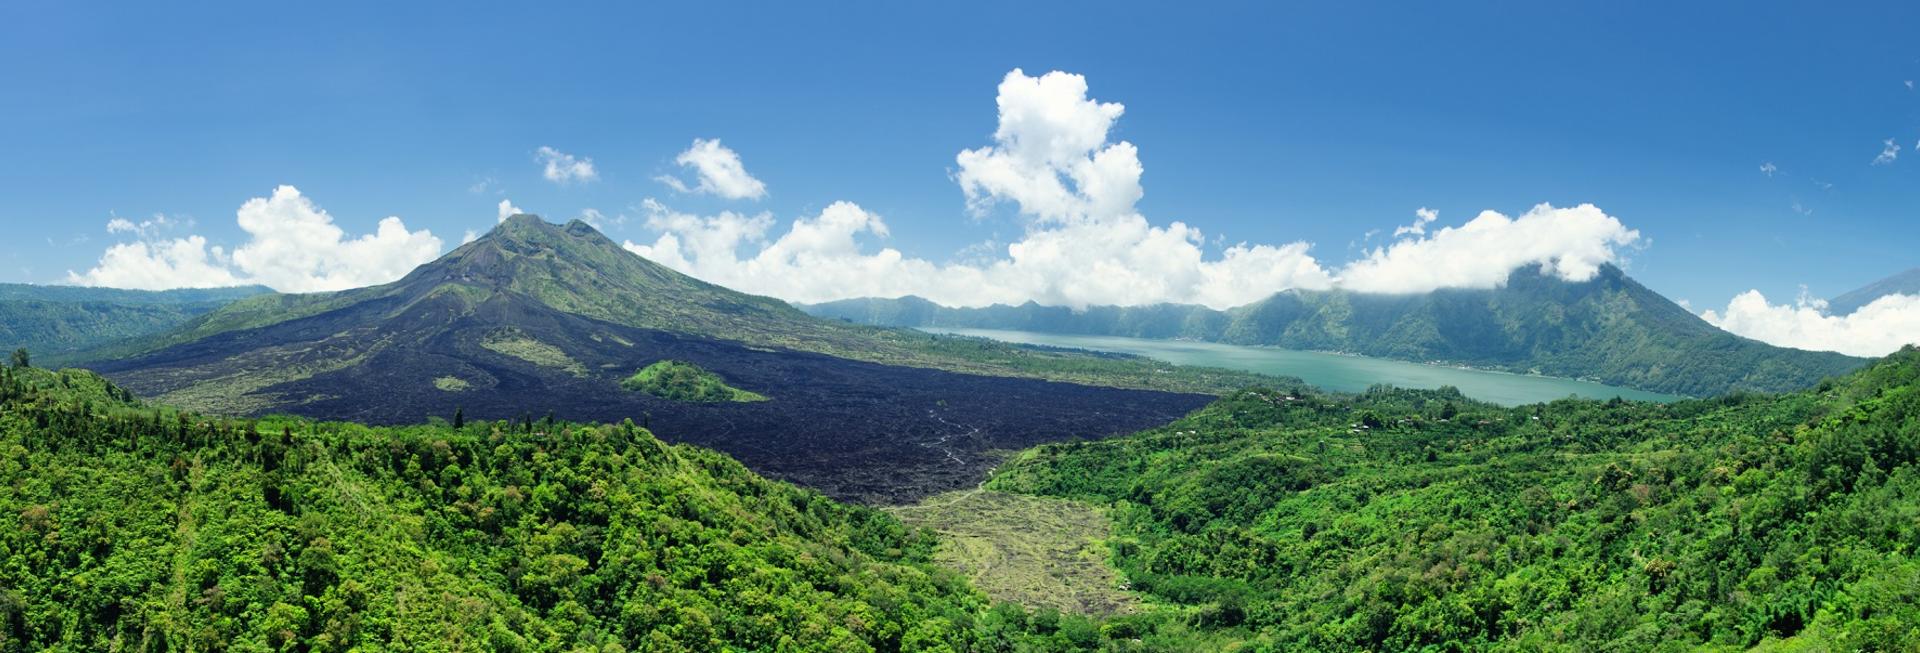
xmin=90 ymin=215 xmax=1209 ymax=502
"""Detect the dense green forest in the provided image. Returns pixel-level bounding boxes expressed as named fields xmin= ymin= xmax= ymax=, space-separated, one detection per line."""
xmin=803 ymin=265 xmax=1867 ymax=397
xmin=988 ymin=347 xmax=1920 ymax=650
xmin=0 ymin=364 xmax=1162 ymax=651
xmin=8 ymin=342 xmax=1919 ymax=650
xmin=622 ymin=360 xmax=768 ymax=402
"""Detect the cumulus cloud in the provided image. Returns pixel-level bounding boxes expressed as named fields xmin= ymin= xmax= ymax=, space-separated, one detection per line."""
xmin=624 ymin=197 xmax=1334 ymax=308
xmin=1759 ymin=162 xmax=1778 ymax=177
xmin=1874 ymin=138 xmax=1901 ymax=165
xmin=1394 ymin=208 xmax=1438 ymax=237
xmin=1702 ymin=289 xmax=1920 ymax=357
xmin=70 ymin=185 xmax=443 ymax=292
xmin=104 ymin=212 xmax=190 ymax=239
xmin=623 ymin=69 xmax=1346 ymax=308
xmin=654 ymin=138 xmax=768 ymax=200
xmin=617 ymin=68 xmax=1649 ymax=309
xmin=497 ymin=199 xmax=524 ymax=223
xmin=955 ymin=69 xmax=1140 ymax=223
xmin=68 ymin=236 xmax=243 ymax=290
xmin=536 ymin=146 xmax=598 ymax=184
xmin=1338 ymin=203 xmax=1642 ymax=294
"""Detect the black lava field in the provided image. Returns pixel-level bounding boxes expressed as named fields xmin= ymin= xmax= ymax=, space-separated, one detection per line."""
xmin=93 ymin=296 xmax=1209 ymax=504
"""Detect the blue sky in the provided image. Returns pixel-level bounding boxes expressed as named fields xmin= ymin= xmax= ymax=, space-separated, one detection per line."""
xmin=3 ymin=2 xmax=1917 ymax=317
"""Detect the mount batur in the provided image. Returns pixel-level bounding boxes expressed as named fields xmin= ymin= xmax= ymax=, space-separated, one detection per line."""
xmin=77 ymin=215 xmax=1231 ymax=503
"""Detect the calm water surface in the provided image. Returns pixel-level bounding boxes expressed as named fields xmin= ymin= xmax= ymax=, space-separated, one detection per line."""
xmin=924 ymin=327 xmax=1681 ymax=406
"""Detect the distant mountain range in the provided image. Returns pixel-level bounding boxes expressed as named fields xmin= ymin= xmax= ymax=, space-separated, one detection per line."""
xmin=0 ymin=283 xmax=272 ymax=362
xmin=1828 ymin=267 xmax=1920 ymax=316
xmin=79 ymin=215 xmax=1228 ymax=503
xmin=803 ymin=265 xmax=1868 ymax=397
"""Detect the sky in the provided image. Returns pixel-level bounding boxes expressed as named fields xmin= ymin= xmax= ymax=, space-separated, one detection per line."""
xmin=2 ymin=2 xmax=1917 ymax=355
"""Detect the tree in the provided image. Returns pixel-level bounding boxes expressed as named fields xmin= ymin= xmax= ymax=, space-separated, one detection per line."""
xmin=9 ymin=348 xmax=26 ymax=369
xmin=453 ymin=407 xmax=465 ymax=429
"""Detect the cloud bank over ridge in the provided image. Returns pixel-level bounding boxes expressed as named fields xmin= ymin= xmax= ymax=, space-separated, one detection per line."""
xmin=70 ymin=185 xmax=443 ymax=292
xmin=625 ymin=69 xmax=1643 ymax=309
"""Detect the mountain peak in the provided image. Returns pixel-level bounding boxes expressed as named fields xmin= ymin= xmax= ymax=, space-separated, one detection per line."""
xmin=498 ymin=212 xmax=549 ymax=228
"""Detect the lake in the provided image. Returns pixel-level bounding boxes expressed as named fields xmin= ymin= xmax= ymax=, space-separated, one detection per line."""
xmin=922 ymin=327 xmax=1682 ymax=406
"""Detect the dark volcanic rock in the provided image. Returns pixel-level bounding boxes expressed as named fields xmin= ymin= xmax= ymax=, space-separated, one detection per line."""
xmin=95 ymin=291 xmax=1207 ymax=504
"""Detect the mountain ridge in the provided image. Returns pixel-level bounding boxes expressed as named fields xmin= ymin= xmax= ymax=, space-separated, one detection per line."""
xmin=0 ymin=282 xmax=274 ymax=362
xmin=83 ymin=214 xmax=1231 ymax=502
xmin=1827 ymin=266 xmax=1920 ymax=316
xmin=802 ymin=265 xmax=1867 ymax=397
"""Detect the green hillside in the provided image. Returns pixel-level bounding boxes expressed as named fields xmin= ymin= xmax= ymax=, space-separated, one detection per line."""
xmin=0 ymin=365 xmax=1143 ymax=651
xmin=0 ymin=283 xmax=270 ymax=364
xmin=803 ymin=266 xmax=1867 ymax=397
xmin=973 ymin=346 xmax=1920 ymax=650
xmin=11 ymin=348 xmax=1920 ymax=650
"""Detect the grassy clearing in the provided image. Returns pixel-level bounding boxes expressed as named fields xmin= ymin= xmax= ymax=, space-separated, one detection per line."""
xmin=432 ymin=376 xmax=470 ymax=391
xmin=480 ymin=329 xmax=586 ymax=376
xmin=889 ymin=489 xmax=1140 ymax=617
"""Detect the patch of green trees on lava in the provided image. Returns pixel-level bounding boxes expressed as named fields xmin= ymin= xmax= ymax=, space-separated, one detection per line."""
xmin=622 ymin=360 xmax=768 ymax=403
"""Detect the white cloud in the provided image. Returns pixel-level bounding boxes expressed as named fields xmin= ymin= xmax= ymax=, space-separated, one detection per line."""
xmin=622 ymin=69 xmax=1343 ymax=309
xmin=624 ymin=197 xmax=1334 ymax=309
xmin=104 ymin=212 xmax=189 ymax=239
xmin=497 ymin=199 xmax=524 ymax=223
xmin=1338 ymin=203 xmax=1642 ymax=294
xmin=576 ymin=208 xmax=623 ymax=230
xmin=536 ymin=146 xmax=598 ymax=184
xmin=654 ymin=138 xmax=768 ymax=200
xmin=1702 ymin=289 xmax=1920 ymax=357
xmin=954 ymin=69 xmax=1139 ymax=223
xmin=1873 ymin=138 xmax=1900 ymax=165
xmin=70 ymin=185 xmax=443 ymax=292
xmin=1759 ymin=162 xmax=1778 ymax=177
xmin=67 ymin=236 xmax=242 ymax=290
xmin=1394 ymin=207 xmax=1438 ymax=237
xmin=617 ymin=69 xmax=1648 ymax=309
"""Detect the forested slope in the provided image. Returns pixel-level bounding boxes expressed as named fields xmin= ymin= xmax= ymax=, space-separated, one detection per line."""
xmin=0 ymin=366 xmax=1122 ymax=651
xmin=0 ymin=283 xmax=269 ymax=364
xmin=988 ymin=347 xmax=1920 ymax=650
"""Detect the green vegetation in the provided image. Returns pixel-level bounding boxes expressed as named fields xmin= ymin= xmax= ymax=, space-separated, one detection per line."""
xmin=890 ymin=489 xmax=1140 ymax=617
xmin=433 ymin=375 xmax=471 ymax=391
xmin=622 ymin=360 xmax=767 ymax=402
xmin=0 ymin=283 xmax=270 ymax=365
xmin=975 ymin=346 xmax=1920 ymax=650
xmin=7 ymin=348 xmax=24 ymax=369
xmin=482 ymin=328 xmax=588 ymax=376
xmin=20 ymin=347 xmax=1918 ymax=650
xmin=804 ymin=265 xmax=1868 ymax=397
xmin=0 ymin=364 xmax=1159 ymax=652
